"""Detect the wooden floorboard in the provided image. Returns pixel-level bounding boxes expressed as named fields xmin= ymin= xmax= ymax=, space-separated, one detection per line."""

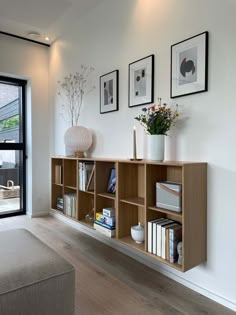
xmin=0 ymin=215 xmax=234 ymax=315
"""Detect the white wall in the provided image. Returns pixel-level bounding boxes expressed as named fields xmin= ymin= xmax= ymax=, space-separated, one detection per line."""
xmin=0 ymin=34 xmax=50 ymax=216
xmin=49 ymin=0 xmax=236 ymax=310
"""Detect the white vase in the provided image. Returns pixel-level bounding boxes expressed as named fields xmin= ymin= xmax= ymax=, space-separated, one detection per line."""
xmin=147 ymin=134 xmax=165 ymax=161
xmin=64 ymin=126 xmax=92 ymax=157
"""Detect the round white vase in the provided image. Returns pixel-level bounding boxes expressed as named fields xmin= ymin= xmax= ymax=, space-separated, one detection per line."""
xmin=147 ymin=134 xmax=165 ymax=161
xmin=64 ymin=126 xmax=92 ymax=157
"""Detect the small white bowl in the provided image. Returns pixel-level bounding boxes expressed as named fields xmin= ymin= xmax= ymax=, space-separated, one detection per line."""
xmin=131 ymin=222 xmax=144 ymax=243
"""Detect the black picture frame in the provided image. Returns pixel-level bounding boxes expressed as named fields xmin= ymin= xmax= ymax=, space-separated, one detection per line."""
xmin=107 ymin=168 xmax=116 ymax=194
xmin=100 ymin=70 xmax=119 ymax=114
xmin=128 ymin=54 xmax=154 ymax=108
xmin=170 ymin=31 xmax=208 ymax=98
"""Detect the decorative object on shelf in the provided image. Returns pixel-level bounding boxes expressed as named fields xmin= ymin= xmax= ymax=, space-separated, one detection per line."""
xmin=85 ymin=208 xmax=95 ymax=223
xmin=64 ymin=126 xmax=92 ymax=157
xmin=128 ymin=55 xmax=154 ymax=107
xmin=156 ymin=181 xmax=182 ymax=213
xmin=177 ymin=241 xmax=182 ymax=265
xmin=100 ymin=70 xmax=119 ymax=114
xmin=107 ymin=168 xmax=116 ymax=193
xmin=171 ymin=31 xmax=208 ymax=98
xmin=135 ymin=98 xmax=179 ymax=161
xmin=58 ymin=65 xmax=95 ymax=156
xmin=131 ymin=222 xmax=144 ymax=244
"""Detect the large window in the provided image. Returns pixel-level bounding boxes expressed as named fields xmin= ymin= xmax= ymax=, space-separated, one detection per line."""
xmin=0 ymin=76 xmax=26 ymax=217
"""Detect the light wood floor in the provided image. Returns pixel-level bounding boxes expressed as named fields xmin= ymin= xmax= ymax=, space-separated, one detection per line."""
xmin=0 ymin=215 xmax=233 ymax=315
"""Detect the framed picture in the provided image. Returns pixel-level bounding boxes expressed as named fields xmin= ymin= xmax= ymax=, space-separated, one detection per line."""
xmin=171 ymin=31 xmax=208 ymax=98
xmin=128 ymin=54 xmax=154 ymax=107
xmin=107 ymin=168 xmax=116 ymax=194
xmin=100 ymin=70 xmax=119 ymax=114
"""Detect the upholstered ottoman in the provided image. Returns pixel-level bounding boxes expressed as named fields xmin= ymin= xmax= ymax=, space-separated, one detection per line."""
xmin=0 ymin=229 xmax=75 ymax=315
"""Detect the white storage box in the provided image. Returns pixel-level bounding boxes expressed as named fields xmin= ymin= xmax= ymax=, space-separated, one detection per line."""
xmin=156 ymin=181 xmax=182 ymax=212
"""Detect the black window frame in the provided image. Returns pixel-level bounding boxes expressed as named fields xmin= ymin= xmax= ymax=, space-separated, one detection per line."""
xmin=0 ymin=76 xmax=27 ymax=218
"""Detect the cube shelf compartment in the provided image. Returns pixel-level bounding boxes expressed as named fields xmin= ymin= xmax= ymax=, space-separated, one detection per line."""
xmin=51 ymin=157 xmax=207 ymax=272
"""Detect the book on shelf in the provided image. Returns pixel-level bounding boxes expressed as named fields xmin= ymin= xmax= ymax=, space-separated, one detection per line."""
xmin=79 ymin=162 xmax=94 ymax=192
xmin=107 ymin=168 xmax=116 ymax=194
xmin=169 ymin=224 xmax=182 ymax=263
xmin=102 ymin=207 xmax=115 ymax=217
xmin=148 ymin=218 xmax=163 ymax=254
xmin=148 ymin=218 xmax=182 ymax=264
xmin=161 ymin=222 xmax=177 ymax=259
xmin=64 ymin=193 xmax=77 ymax=218
xmin=147 ymin=218 xmax=165 ymax=253
xmin=96 ymin=212 xmax=115 ymax=227
xmin=55 ymin=165 xmax=63 ymax=184
xmin=94 ymin=219 xmax=115 ymax=231
xmin=56 ymin=197 xmax=63 ymax=211
xmin=94 ymin=222 xmax=116 ymax=237
xmin=156 ymin=219 xmax=173 ymax=256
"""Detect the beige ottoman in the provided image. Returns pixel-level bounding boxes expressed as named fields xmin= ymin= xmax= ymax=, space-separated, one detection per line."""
xmin=0 ymin=229 xmax=75 ymax=315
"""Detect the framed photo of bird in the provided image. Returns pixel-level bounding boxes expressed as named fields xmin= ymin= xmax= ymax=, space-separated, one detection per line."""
xmin=171 ymin=31 xmax=208 ymax=98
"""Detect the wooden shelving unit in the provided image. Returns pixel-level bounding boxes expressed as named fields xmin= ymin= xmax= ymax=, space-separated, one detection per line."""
xmin=51 ymin=157 xmax=207 ymax=272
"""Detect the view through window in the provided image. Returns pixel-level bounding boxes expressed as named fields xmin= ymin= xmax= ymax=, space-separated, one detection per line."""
xmin=0 ymin=78 xmax=26 ymax=217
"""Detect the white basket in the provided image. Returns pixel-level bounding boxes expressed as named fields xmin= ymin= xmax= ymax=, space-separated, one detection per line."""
xmin=0 ymin=180 xmax=20 ymax=199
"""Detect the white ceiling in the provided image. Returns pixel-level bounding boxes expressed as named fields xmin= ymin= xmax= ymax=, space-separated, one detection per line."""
xmin=0 ymin=0 xmax=104 ymax=45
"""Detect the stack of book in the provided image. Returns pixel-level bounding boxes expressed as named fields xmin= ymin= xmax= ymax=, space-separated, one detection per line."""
xmin=94 ymin=207 xmax=115 ymax=237
xmin=148 ymin=218 xmax=182 ymax=264
xmin=79 ymin=162 xmax=95 ymax=191
xmin=55 ymin=165 xmax=63 ymax=184
xmin=64 ymin=193 xmax=77 ymax=218
xmin=56 ymin=197 xmax=63 ymax=211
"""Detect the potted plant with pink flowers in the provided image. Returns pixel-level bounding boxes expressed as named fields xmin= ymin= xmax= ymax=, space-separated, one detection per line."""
xmin=135 ymin=98 xmax=179 ymax=161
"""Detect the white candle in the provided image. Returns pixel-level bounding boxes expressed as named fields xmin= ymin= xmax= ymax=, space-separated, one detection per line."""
xmin=133 ymin=126 xmax=137 ymax=160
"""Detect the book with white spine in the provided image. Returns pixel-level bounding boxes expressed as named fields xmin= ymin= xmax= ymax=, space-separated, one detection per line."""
xmin=147 ymin=218 xmax=166 ymax=253
xmin=156 ymin=219 xmax=173 ymax=257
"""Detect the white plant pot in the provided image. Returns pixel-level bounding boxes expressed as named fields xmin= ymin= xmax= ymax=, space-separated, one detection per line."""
xmin=64 ymin=126 xmax=92 ymax=156
xmin=147 ymin=134 xmax=165 ymax=161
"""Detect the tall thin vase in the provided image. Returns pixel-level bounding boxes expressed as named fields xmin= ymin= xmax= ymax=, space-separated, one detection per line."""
xmin=147 ymin=134 xmax=165 ymax=161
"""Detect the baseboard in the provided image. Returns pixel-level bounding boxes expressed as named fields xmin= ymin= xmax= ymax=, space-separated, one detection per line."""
xmin=28 ymin=211 xmax=49 ymax=218
xmin=49 ymin=209 xmax=236 ymax=312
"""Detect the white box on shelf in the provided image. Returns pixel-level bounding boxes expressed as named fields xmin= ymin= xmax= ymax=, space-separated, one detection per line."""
xmin=103 ymin=207 xmax=115 ymax=217
xmin=156 ymin=181 xmax=182 ymax=213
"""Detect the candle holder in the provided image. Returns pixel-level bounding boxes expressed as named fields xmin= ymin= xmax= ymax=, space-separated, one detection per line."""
xmin=130 ymin=126 xmax=143 ymax=161
xmin=130 ymin=158 xmax=143 ymax=161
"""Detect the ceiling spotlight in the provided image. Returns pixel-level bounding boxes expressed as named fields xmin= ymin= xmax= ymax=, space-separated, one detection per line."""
xmin=45 ymin=37 xmax=50 ymax=41
xmin=28 ymin=32 xmax=40 ymax=37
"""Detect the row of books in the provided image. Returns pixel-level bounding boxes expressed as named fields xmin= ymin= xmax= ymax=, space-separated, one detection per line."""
xmin=79 ymin=162 xmax=95 ymax=191
xmin=94 ymin=207 xmax=115 ymax=237
xmin=63 ymin=193 xmax=77 ymax=218
xmin=148 ymin=218 xmax=182 ymax=264
xmin=55 ymin=165 xmax=63 ymax=184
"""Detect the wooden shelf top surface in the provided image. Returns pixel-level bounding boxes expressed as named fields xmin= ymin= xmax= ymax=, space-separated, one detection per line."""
xmin=97 ymin=192 xmax=116 ymax=200
xmin=65 ymin=185 xmax=77 ymax=190
xmin=51 ymin=156 xmax=207 ymax=166
xmin=148 ymin=206 xmax=182 ymax=220
xmin=79 ymin=219 xmax=95 ymax=229
xmin=79 ymin=190 xmax=95 ymax=195
xmin=52 ymin=183 xmax=63 ymax=187
xmin=118 ymin=236 xmax=145 ymax=253
xmin=120 ymin=197 xmax=145 ymax=207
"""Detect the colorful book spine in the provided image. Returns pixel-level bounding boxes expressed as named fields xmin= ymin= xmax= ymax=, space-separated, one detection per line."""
xmin=96 ymin=212 xmax=115 ymax=227
xmin=94 ymin=220 xmax=115 ymax=230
